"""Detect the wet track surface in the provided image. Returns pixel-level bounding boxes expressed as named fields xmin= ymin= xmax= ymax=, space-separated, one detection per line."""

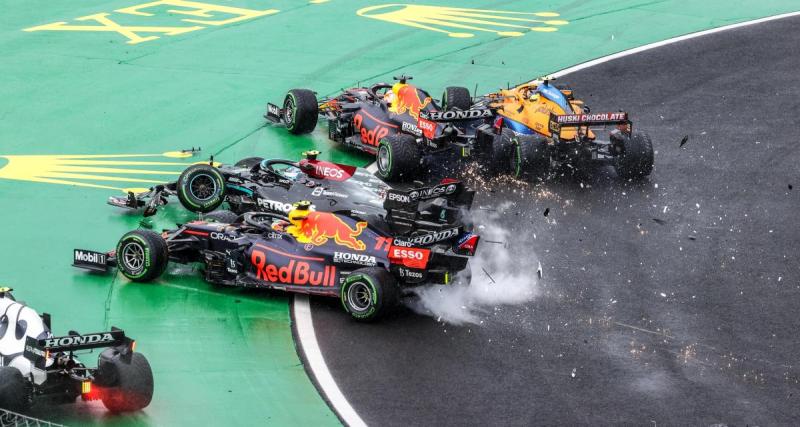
xmin=306 ymin=16 xmax=800 ymax=426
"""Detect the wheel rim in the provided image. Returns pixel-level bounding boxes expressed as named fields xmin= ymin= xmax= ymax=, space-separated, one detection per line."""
xmin=283 ymin=97 xmax=295 ymax=126
xmin=377 ymin=144 xmax=390 ymax=173
xmin=347 ymin=281 xmax=373 ymax=312
xmin=189 ymin=173 xmax=217 ymax=201
xmin=122 ymin=242 xmax=145 ymax=273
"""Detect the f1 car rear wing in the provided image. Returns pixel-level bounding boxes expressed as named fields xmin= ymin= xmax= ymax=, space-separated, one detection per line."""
xmin=548 ymin=112 xmax=631 ymax=137
xmin=384 ymin=181 xmax=474 ymax=212
xmin=24 ymin=328 xmax=133 ymax=368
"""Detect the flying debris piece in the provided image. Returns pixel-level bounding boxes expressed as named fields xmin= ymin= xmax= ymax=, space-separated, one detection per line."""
xmin=482 ymin=267 xmax=496 ymax=284
xmin=543 ymin=208 xmax=550 ymax=217
xmin=687 ymin=236 xmax=697 ymax=241
xmin=537 ymin=262 xmax=543 ymax=279
xmin=181 ymin=146 xmax=202 ymax=154
xmin=571 ymin=368 xmax=576 ymax=378
xmin=652 ymin=218 xmax=666 ymax=225
xmin=789 ymin=184 xmax=793 ymax=190
xmin=679 ymin=135 xmax=689 ymax=148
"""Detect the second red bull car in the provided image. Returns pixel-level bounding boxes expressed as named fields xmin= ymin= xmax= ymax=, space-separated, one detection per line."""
xmin=265 ymin=76 xmax=497 ymax=182
xmin=75 ymin=197 xmax=480 ymax=322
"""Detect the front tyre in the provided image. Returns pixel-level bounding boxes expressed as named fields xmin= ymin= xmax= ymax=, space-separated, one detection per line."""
xmin=614 ymin=131 xmax=654 ymax=180
xmin=376 ymin=134 xmax=421 ymax=182
xmin=442 ymin=86 xmax=471 ymax=111
xmin=284 ymin=89 xmax=318 ymax=135
xmin=510 ymin=134 xmax=549 ymax=181
xmin=177 ymin=164 xmax=226 ymax=213
xmin=116 ymin=230 xmax=168 ymax=282
xmin=98 ymin=351 xmax=154 ymax=413
xmin=0 ymin=367 xmax=31 ymax=413
xmin=341 ymin=267 xmax=399 ymax=322
xmin=204 ymin=210 xmax=239 ymax=224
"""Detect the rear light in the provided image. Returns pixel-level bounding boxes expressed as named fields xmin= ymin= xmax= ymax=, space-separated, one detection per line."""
xmin=493 ymin=117 xmax=504 ymax=134
xmin=81 ymin=381 xmax=92 ymax=395
xmin=440 ymin=178 xmax=459 ymax=185
xmin=131 ymin=340 xmax=137 ymax=353
xmin=455 ymin=233 xmax=480 ymax=256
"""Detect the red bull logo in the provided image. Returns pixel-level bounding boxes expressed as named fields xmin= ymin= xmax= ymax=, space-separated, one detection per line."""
xmin=292 ymin=211 xmax=368 ymax=251
xmin=389 ymin=85 xmax=431 ymax=119
xmin=251 ymin=247 xmax=336 ymax=287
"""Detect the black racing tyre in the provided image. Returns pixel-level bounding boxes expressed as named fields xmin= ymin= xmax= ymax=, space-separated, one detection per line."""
xmin=441 ymin=86 xmax=471 ymax=111
xmin=283 ymin=89 xmax=318 ymax=135
xmin=99 ymin=352 xmax=154 ymax=413
xmin=510 ymin=134 xmax=550 ymax=181
xmin=177 ymin=164 xmax=226 ymax=213
xmin=0 ymin=366 xmax=31 ymax=413
xmin=486 ymin=128 xmax=516 ymax=175
xmin=376 ymin=134 xmax=421 ymax=182
xmin=204 ymin=210 xmax=238 ymax=224
xmin=340 ymin=267 xmax=399 ymax=322
xmin=116 ymin=229 xmax=169 ymax=282
xmin=614 ymin=131 xmax=654 ymax=180
xmin=233 ymin=157 xmax=264 ymax=169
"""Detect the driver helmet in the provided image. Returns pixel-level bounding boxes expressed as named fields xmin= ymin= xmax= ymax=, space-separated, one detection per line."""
xmin=385 ymin=82 xmax=407 ymax=105
xmin=286 ymin=201 xmax=312 ymax=237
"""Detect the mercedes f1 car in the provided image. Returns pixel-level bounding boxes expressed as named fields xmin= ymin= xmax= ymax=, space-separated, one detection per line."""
xmin=109 ymin=151 xmax=475 ymax=230
xmin=479 ymin=77 xmax=655 ymax=181
xmin=265 ymin=76 xmax=500 ymax=181
xmin=0 ymin=288 xmax=153 ymax=413
xmin=77 ymin=195 xmax=480 ymax=321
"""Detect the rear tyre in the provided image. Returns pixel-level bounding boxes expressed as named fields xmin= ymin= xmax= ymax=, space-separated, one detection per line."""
xmin=177 ymin=164 xmax=226 ymax=213
xmin=116 ymin=230 xmax=169 ymax=282
xmin=0 ymin=367 xmax=31 ymax=413
xmin=376 ymin=134 xmax=421 ymax=182
xmin=234 ymin=157 xmax=264 ymax=169
xmin=614 ymin=131 xmax=654 ymax=180
xmin=283 ymin=89 xmax=318 ymax=135
xmin=510 ymin=134 xmax=550 ymax=181
xmin=441 ymin=86 xmax=471 ymax=111
xmin=204 ymin=210 xmax=238 ymax=224
xmin=98 ymin=352 xmax=154 ymax=413
xmin=340 ymin=267 xmax=399 ymax=322
xmin=486 ymin=128 xmax=516 ymax=176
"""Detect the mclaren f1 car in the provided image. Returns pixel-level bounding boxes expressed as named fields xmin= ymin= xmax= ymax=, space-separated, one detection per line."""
xmin=265 ymin=76 xmax=500 ymax=181
xmin=478 ymin=77 xmax=655 ymax=181
xmin=76 ymin=197 xmax=480 ymax=322
xmin=0 ymin=288 xmax=153 ymax=413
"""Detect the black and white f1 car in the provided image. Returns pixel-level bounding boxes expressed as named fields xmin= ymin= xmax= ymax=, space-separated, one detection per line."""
xmin=265 ymin=76 xmax=500 ymax=181
xmin=0 ymin=288 xmax=153 ymax=413
xmin=108 ymin=151 xmax=475 ymax=231
xmin=78 ymin=193 xmax=480 ymax=322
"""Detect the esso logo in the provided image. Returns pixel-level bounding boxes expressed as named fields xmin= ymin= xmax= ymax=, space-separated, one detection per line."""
xmin=392 ymin=248 xmax=425 ymax=260
xmin=316 ymin=165 xmax=344 ymax=179
xmin=417 ymin=119 xmax=435 ymax=132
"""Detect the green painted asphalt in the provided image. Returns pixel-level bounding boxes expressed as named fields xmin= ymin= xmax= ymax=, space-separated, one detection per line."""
xmin=1 ymin=0 xmax=798 ymax=425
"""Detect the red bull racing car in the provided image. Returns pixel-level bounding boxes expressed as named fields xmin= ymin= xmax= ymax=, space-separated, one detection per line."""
xmin=75 ymin=196 xmax=480 ymax=322
xmin=265 ymin=76 xmax=499 ymax=182
xmin=0 ymin=288 xmax=153 ymax=413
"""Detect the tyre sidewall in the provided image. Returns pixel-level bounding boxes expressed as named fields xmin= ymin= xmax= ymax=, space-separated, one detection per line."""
xmin=341 ymin=273 xmax=381 ymax=320
xmin=116 ymin=234 xmax=152 ymax=280
xmin=177 ymin=165 xmax=226 ymax=213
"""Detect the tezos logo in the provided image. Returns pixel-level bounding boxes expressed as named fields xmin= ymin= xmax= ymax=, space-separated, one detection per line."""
xmin=333 ymin=252 xmax=377 ymax=266
xmin=74 ymin=250 xmax=105 ymax=264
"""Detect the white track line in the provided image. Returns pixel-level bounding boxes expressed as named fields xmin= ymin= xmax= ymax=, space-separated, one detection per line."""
xmin=294 ymin=295 xmax=367 ymax=427
xmin=292 ymin=10 xmax=800 ymax=427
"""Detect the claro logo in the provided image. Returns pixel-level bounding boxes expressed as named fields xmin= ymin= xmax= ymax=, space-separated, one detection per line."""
xmin=251 ymin=247 xmax=336 ymax=287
